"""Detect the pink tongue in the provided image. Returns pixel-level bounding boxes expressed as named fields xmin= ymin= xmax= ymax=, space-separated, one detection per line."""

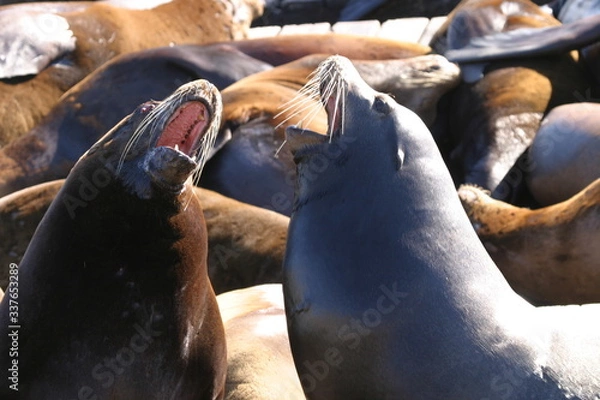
xmin=156 ymin=102 xmax=207 ymax=156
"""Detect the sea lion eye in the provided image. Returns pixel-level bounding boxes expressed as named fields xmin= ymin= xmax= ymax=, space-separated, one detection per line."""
xmin=139 ymin=102 xmax=157 ymax=114
xmin=373 ymin=97 xmax=391 ymax=115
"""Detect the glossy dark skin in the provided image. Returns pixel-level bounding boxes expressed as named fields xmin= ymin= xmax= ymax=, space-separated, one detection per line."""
xmin=283 ymin=56 xmax=600 ymax=399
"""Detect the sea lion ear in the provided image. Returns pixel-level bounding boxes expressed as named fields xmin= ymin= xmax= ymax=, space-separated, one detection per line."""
xmin=396 ymin=147 xmax=404 ymax=171
xmin=0 ymin=10 xmax=76 ymax=79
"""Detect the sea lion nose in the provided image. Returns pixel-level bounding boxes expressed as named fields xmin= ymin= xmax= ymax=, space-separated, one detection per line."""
xmin=144 ymin=147 xmax=197 ymax=190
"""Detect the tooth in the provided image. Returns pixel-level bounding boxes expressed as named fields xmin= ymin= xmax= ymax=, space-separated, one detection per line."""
xmin=174 ymin=144 xmax=179 ymax=151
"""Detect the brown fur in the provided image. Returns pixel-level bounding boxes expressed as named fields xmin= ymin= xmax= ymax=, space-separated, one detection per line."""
xmin=221 ymin=53 xmax=461 ymax=138
xmin=458 ymin=179 xmax=600 ymax=305
xmin=220 ymin=33 xmax=430 ymax=66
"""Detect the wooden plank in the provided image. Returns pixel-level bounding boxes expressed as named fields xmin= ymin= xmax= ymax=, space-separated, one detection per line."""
xmin=279 ymin=22 xmax=331 ymax=35
xmin=332 ymin=20 xmax=381 ymax=37
xmin=247 ymin=25 xmax=282 ymax=39
xmin=379 ymin=17 xmax=429 ymax=43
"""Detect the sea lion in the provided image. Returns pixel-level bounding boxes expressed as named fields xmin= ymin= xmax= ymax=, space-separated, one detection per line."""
xmin=444 ymin=13 xmax=600 ymax=64
xmin=491 ymin=102 xmax=600 ymax=208
xmin=444 ymin=12 xmax=600 ymax=88
xmin=429 ymin=0 xmax=560 ymax=54
xmin=525 ymin=102 xmax=600 ymax=206
xmin=458 ymin=180 xmax=600 ymax=305
xmin=217 ymin=284 xmax=304 ymax=400
xmin=0 ymin=0 xmax=262 ymax=146
xmin=282 ymin=55 xmax=600 ymax=398
xmin=0 ymin=43 xmax=271 ymax=197
xmin=0 ymin=79 xmax=227 ymax=399
xmin=0 ymin=180 xmax=289 ymax=295
xmin=203 ymin=53 xmax=460 ymax=215
xmin=253 ymin=0 xmax=386 ymax=25
xmin=431 ymin=0 xmax=591 ymax=191
xmin=214 ymin=33 xmax=430 ymax=67
xmin=363 ymin=0 xmax=461 ymax=19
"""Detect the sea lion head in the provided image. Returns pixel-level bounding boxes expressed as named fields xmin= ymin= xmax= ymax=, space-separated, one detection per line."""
xmin=79 ymin=79 xmax=222 ymax=200
xmin=284 ymin=55 xmax=433 ymax=209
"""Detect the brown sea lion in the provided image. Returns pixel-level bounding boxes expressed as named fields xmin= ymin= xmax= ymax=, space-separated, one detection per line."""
xmin=215 ymin=33 xmax=430 ymax=66
xmin=282 ymin=54 xmax=600 ymax=398
xmin=0 ymin=181 xmax=289 ymax=294
xmin=0 ymin=0 xmax=262 ymax=146
xmin=217 ymin=284 xmax=304 ymax=400
xmin=458 ymin=180 xmax=600 ymax=305
xmin=0 ymin=79 xmax=227 ymax=399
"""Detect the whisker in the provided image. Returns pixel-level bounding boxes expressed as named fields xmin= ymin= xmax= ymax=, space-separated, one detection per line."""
xmin=274 ymin=96 xmax=323 ymax=131
xmin=274 ymin=139 xmax=287 ymax=158
xmin=274 ymin=92 xmax=321 ymax=121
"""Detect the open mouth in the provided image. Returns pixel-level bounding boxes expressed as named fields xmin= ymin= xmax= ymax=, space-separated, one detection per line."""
xmin=284 ymin=88 xmax=343 ymax=157
xmin=324 ymin=93 xmax=343 ymax=140
xmin=156 ymin=101 xmax=210 ymax=161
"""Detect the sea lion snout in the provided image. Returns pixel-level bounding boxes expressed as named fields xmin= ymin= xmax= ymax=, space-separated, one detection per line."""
xmin=144 ymin=146 xmax=197 ymax=192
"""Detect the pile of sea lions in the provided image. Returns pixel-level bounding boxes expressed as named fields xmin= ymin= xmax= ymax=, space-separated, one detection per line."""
xmin=0 ymin=0 xmax=598 ymax=398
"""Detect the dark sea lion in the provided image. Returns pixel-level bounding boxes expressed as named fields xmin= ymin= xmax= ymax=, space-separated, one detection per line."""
xmin=363 ymin=0 xmax=460 ymax=19
xmin=217 ymin=284 xmax=304 ymax=400
xmin=0 ymin=181 xmax=289 ymax=295
xmin=0 ymin=0 xmax=261 ymax=146
xmin=282 ymin=55 xmax=600 ymax=398
xmin=430 ymin=0 xmax=560 ymax=54
xmin=215 ymin=33 xmax=430 ymax=67
xmin=445 ymin=13 xmax=600 ymax=64
xmin=445 ymin=12 xmax=600 ymax=88
xmin=0 ymin=43 xmax=271 ymax=197
xmin=0 ymin=79 xmax=227 ymax=399
xmin=203 ymin=54 xmax=459 ymax=215
xmin=431 ymin=0 xmax=591 ymax=191
xmin=459 ymin=180 xmax=600 ymax=306
xmin=254 ymin=0 xmax=384 ymax=25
